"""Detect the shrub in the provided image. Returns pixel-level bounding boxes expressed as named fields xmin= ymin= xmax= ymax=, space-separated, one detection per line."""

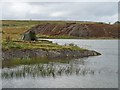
xmin=29 ymin=31 xmax=37 ymax=41
xmin=6 ymin=36 xmax=12 ymax=43
xmin=69 ymin=43 xmax=75 ymax=46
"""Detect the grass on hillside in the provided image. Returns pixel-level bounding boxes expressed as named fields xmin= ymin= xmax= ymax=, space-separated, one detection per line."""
xmin=2 ymin=20 xmax=40 ymax=40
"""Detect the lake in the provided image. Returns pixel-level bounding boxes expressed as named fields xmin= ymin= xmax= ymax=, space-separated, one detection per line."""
xmin=2 ymin=39 xmax=118 ymax=88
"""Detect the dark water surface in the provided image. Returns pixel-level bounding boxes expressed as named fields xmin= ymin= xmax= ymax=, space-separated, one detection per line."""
xmin=2 ymin=39 xmax=118 ymax=88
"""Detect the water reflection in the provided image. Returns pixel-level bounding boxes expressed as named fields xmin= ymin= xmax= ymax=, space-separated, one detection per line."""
xmin=2 ymin=62 xmax=98 ymax=79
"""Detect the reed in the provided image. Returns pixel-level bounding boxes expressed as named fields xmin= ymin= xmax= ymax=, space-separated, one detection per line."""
xmin=2 ymin=63 xmax=97 ymax=79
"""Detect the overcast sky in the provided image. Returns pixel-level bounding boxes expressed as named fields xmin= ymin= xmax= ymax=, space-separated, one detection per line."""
xmin=1 ymin=2 xmax=119 ymax=23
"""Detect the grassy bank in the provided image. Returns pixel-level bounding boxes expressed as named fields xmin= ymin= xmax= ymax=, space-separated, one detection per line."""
xmin=37 ymin=34 xmax=119 ymax=39
xmin=2 ymin=40 xmax=86 ymax=51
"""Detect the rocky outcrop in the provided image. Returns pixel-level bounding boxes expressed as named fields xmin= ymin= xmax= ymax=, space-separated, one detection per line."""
xmin=27 ymin=23 xmax=119 ymax=38
xmin=2 ymin=49 xmax=101 ymax=60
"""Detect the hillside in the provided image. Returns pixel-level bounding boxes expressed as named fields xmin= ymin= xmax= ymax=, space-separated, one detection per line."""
xmin=28 ymin=22 xmax=119 ymax=39
xmin=2 ymin=20 xmax=120 ymax=40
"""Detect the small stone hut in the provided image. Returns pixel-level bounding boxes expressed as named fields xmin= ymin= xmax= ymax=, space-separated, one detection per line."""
xmin=22 ymin=30 xmax=37 ymax=41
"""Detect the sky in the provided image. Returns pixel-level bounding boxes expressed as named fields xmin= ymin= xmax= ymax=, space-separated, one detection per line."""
xmin=0 ymin=0 xmax=119 ymax=23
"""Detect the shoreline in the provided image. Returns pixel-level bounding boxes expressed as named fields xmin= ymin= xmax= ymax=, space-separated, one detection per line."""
xmin=2 ymin=48 xmax=101 ymax=61
xmin=37 ymin=35 xmax=119 ymax=40
xmin=39 ymin=38 xmax=119 ymax=40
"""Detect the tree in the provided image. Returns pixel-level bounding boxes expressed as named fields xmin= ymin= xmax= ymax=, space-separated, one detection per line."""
xmin=114 ymin=21 xmax=120 ymax=24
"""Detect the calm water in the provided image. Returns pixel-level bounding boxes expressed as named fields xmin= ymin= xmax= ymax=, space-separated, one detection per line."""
xmin=2 ymin=39 xmax=118 ymax=88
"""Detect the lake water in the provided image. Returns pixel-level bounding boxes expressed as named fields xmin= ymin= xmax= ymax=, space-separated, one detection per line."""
xmin=2 ymin=39 xmax=118 ymax=88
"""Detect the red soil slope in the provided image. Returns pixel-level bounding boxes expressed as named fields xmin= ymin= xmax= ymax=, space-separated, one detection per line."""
xmin=28 ymin=23 xmax=120 ymax=38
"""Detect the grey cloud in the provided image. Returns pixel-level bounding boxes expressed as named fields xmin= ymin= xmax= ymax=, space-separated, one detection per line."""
xmin=2 ymin=2 xmax=118 ymax=23
xmin=1 ymin=0 xmax=119 ymax=2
